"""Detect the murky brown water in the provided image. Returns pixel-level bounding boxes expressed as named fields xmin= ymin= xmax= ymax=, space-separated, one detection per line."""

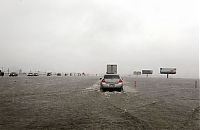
xmin=0 ymin=76 xmax=199 ymax=130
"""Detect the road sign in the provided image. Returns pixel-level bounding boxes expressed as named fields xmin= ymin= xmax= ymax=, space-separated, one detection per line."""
xmin=142 ymin=70 xmax=153 ymax=74
xmin=160 ymin=68 xmax=176 ymax=74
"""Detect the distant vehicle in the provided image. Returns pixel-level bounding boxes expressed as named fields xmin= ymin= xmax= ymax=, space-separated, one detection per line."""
xmin=47 ymin=72 xmax=52 ymax=76
xmin=100 ymin=74 xmax=123 ymax=92
xmin=107 ymin=64 xmax=117 ymax=74
xmin=27 ymin=73 xmax=34 ymax=76
xmin=0 ymin=70 xmax=4 ymax=77
xmin=33 ymin=73 xmax=39 ymax=76
xmin=9 ymin=72 xmax=18 ymax=77
xmin=57 ymin=73 xmax=61 ymax=76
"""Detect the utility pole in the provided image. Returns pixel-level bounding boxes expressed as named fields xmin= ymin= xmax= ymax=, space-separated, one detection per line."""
xmin=19 ymin=69 xmax=22 ymax=75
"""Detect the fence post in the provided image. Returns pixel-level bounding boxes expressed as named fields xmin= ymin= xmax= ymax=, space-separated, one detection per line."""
xmin=195 ymin=80 xmax=198 ymax=88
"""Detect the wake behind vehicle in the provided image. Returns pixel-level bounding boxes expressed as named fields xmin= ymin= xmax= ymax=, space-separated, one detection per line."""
xmin=100 ymin=74 xmax=123 ymax=92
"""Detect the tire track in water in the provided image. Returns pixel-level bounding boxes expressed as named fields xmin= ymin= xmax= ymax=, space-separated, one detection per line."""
xmin=82 ymin=81 xmax=153 ymax=129
xmin=179 ymin=106 xmax=200 ymax=130
xmin=100 ymin=92 xmax=153 ymax=130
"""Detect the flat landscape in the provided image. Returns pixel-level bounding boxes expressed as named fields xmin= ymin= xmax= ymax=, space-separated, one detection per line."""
xmin=0 ymin=76 xmax=199 ymax=130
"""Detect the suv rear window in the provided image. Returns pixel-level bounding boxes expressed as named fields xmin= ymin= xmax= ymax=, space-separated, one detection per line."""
xmin=104 ymin=75 xmax=120 ymax=79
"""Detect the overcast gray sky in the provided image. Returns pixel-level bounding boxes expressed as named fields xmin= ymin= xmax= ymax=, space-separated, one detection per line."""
xmin=0 ymin=0 xmax=199 ymax=78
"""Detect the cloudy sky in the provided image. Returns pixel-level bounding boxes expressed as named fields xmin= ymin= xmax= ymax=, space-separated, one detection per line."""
xmin=0 ymin=0 xmax=199 ymax=78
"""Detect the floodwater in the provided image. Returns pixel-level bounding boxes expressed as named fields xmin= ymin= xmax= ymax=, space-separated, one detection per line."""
xmin=0 ymin=76 xmax=199 ymax=130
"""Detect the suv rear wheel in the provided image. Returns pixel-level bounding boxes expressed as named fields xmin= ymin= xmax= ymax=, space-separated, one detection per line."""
xmin=118 ymin=87 xmax=123 ymax=92
xmin=100 ymin=88 xmax=105 ymax=92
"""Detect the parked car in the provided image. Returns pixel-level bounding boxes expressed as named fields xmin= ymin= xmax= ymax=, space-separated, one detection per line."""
xmin=100 ymin=74 xmax=123 ymax=92
xmin=27 ymin=73 xmax=34 ymax=76
xmin=57 ymin=73 xmax=61 ymax=76
xmin=9 ymin=72 xmax=18 ymax=77
xmin=0 ymin=70 xmax=4 ymax=77
xmin=33 ymin=73 xmax=39 ymax=76
xmin=47 ymin=72 xmax=52 ymax=76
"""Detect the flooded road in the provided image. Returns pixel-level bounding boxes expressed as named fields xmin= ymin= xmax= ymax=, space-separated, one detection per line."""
xmin=0 ymin=76 xmax=199 ymax=130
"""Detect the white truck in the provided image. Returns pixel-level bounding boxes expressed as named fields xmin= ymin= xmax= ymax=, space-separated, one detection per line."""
xmin=106 ymin=64 xmax=117 ymax=74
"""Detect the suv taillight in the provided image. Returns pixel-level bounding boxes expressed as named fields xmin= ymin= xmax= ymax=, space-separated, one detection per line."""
xmin=101 ymin=79 xmax=106 ymax=83
xmin=118 ymin=79 xmax=123 ymax=83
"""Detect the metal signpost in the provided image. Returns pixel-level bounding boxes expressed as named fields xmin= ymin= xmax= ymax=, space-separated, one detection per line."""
xmin=160 ymin=68 xmax=176 ymax=78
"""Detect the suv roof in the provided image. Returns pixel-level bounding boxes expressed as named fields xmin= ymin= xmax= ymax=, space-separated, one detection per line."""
xmin=104 ymin=74 xmax=119 ymax=76
xmin=104 ymin=74 xmax=120 ymax=79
